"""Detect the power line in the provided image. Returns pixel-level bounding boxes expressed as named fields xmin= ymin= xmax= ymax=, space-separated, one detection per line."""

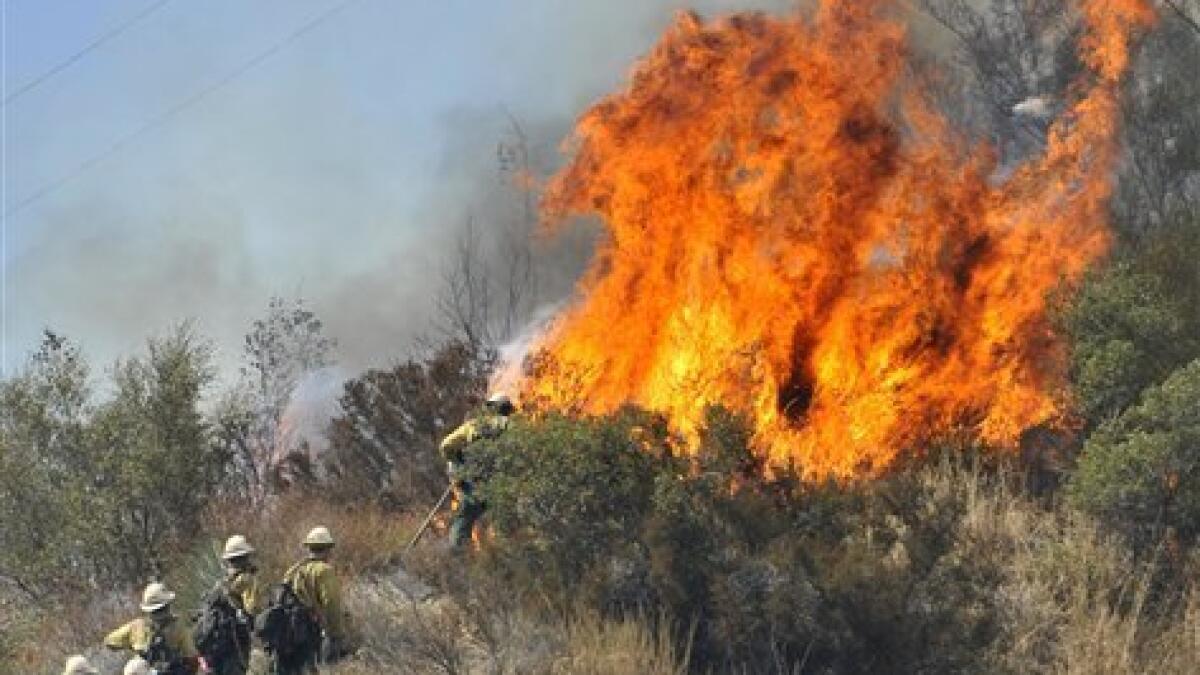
xmin=3 ymin=0 xmax=175 ymax=106
xmin=4 ymin=0 xmax=364 ymax=220
xmin=1162 ymin=0 xmax=1200 ymax=38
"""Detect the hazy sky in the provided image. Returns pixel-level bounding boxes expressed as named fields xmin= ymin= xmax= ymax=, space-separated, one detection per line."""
xmin=2 ymin=0 xmax=791 ymax=380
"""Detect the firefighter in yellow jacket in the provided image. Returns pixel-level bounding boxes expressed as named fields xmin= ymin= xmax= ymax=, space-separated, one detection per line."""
xmin=221 ymin=534 xmax=262 ymax=616
xmin=202 ymin=534 xmax=262 ymax=675
xmin=104 ymin=581 xmax=200 ymax=674
xmin=439 ymin=392 xmax=515 ymax=547
xmin=275 ymin=526 xmax=349 ymax=672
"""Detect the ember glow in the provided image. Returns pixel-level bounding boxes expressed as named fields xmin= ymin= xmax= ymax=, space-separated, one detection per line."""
xmin=519 ymin=0 xmax=1155 ymax=477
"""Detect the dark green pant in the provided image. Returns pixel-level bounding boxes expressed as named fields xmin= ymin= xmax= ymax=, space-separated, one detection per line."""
xmin=449 ymin=482 xmax=486 ymax=547
xmin=271 ymin=636 xmax=348 ymax=673
xmin=270 ymin=646 xmax=318 ymax=675
xmin=209 ymin=656 xmax=248 ymax=675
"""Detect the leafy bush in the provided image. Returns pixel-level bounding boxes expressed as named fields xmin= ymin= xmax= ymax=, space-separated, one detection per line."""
xmin=469 ymin=407 xmax=671 ymax=593
xmin=459 ymin=407 xmax=1034 ymax=672
xmin=0 ymin=326 xmax=226 ymax=594
xmin=1057 ymin=263 xmax=1194 ymax=426
xmin=87 ymin=324 xmax=226 ymax=581
xmin=0 ymin=333 xmax=90 ymax=599
xmin=1069 ymin=357 xmax=1200 ymax=547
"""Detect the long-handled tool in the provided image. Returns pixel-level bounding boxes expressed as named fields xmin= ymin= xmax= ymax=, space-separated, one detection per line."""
xmin=404 ymin=484 xmax=454 ymax=553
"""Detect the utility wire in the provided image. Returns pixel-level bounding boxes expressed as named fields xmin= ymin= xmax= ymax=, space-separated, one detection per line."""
xmin=3 ymin=0 xmax=175 ymax=106
xmin=1162 ymin=0 xmax=1200 ymax=38
xmin=4 ymin=0 xmax=364 ymax=219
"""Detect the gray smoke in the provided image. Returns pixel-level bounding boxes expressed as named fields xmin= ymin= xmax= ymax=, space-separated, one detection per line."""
xmin=5 ymin=0 xmax=791 ymax=381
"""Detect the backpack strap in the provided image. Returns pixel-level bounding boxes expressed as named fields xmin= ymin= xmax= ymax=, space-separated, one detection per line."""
xmin=281 ymin=560 xmax=307 ymax=588
xmin=143 ymin=618 xmax=176 ymax=665
xmin=280 ymin=559 xmax=318 ymax=613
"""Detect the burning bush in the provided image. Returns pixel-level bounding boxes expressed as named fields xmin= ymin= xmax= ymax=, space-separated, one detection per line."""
xmin=516 ymin=0 xmax=1156 ymax=477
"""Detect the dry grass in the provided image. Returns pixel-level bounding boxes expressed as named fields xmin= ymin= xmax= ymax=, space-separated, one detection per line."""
xmin=10 ymin=493 xmax=418 ymax=672
xmin=12 ymin=461 xmax=1200 ymax=674
xmin=327 ymin=540 xmax=687 ymax=674
xmin=202 ymin=491 xmax=421 ymax=580
xmin=916 ymin=457 xmax=1200 ymax=675
xmin=336 ymin=579 xmax=472 ymax=674
xmin=551 ymin=611 xmax=690 ymax=675
xmin=6 ymin=591 xmax=129 ymax=673
xmin=331 ymin=580 xmax=688 ymax=675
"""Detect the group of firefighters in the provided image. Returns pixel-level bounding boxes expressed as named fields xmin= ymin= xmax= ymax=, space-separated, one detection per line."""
xmin=57 ymin=393 xmax=516 ymax=675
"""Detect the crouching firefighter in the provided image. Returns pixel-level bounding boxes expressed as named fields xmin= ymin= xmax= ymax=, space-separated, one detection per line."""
xmin=257 ymin=526 xmax=350 ymax=674
xmin=439 ymin=392 xmax=515 ymax=548
xmin=195 ymin=534 xmax=262 ymax=675
xmin=104 ymin=581 xmax=200 ymax=674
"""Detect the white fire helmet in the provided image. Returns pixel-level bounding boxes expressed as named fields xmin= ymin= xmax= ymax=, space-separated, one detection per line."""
xmin=62 ymin=655 xmax=99 ymax=675
xmin=123 ymin=657 xmax=152 ymax=675
xmin=221 ymin=534 xmax=255 ymax=561
xmin=140 ymin=581 xmax=175 ymax=613
xmin=304 ymin=526 xmax=336 ymax=547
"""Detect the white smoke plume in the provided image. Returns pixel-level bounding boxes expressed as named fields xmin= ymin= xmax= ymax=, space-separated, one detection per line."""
xmin=490 ymin=301 xmax=566 ymax=400
xmin=271 ymin=365 xmax=346 ymax=463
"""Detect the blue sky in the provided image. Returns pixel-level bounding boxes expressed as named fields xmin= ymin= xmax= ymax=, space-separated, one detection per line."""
xmin=2 ymin=0 xmax=783 ymax=379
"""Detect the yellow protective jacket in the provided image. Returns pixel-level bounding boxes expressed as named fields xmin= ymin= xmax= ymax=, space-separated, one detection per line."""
xmin=104 ymin=615 xmax=198 ymax=662
xmin=225 ymin=568 xmax=263 ymax=615
xmin=283 ymin=558 xmax=346 ymax=640
xmin=439 ymin=414 xmax=509 ymax=464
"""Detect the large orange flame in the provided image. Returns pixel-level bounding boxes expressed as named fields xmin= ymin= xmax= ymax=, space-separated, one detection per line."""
xmin=519 ymin=0 xmax=1154 ymax=477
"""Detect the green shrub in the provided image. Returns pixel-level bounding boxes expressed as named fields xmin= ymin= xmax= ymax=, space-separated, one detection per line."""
xmin=1069 ymin=357 xmax=1200 ymax=547
xmin=469 ymin=407 xmax=671 ymax=592
xmin=1057 ymin=263 xmax=1194 ymax=426
xmin=0 ymin=326 xmax=226 ymax=593
xmin=462 ymin=406 xmax=1016 ymax=672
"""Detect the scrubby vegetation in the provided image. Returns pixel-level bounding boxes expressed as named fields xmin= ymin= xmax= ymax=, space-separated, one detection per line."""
xmin=444 ymin=406 xmax=1199 ymax=673
xmin=6 ymin=244 xmax=1200 ymax=672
